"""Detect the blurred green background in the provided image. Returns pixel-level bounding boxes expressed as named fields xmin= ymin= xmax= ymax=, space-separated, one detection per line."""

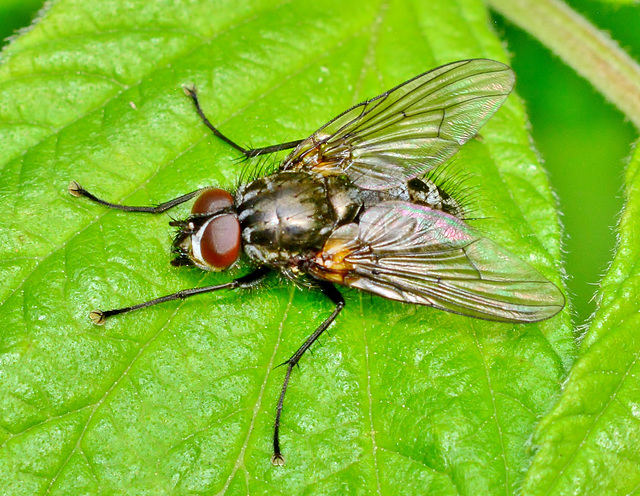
xmin=494 ymin=0 xmax=639 ymax=326
xmin=1 ymin=0 xmax=637 ymax=327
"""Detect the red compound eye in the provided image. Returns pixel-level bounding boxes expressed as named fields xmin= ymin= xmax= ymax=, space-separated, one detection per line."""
xmin=199 ymin=214 xmax=241 ymax=270
xmin=192 ymin=188 xmax=234 ymax=215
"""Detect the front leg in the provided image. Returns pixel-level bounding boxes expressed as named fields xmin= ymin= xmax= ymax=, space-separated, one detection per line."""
xmin=89 ymin=267 xmax=270 ymax=324
xmin=271 ymin=281 xmax=345 ymax=466
xmin=68 ymin=181 xmax=203 ymax=214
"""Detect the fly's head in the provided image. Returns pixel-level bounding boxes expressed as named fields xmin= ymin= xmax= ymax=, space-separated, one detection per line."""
xmin=170 ymin=188 xmax=241 ymax=271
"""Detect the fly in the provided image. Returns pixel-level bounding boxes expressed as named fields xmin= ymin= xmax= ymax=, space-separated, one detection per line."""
xmin=68 ymin=59 xmax=565 ymax=465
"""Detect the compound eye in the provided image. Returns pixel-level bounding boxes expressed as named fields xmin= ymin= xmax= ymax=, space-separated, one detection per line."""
xmin=199 ymin=214 xmax=241 ymax=270
xmin=192 ymin=188 xmax=234 ymax=215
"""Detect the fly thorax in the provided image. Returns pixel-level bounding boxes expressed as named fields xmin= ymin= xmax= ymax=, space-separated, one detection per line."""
xmin=236 ymin=172 xmax=344 ymax=266
xmin=324 ymin=175 xmax=362 ymax=223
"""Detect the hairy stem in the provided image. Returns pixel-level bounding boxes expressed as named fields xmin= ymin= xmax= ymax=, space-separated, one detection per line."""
xmin=487 ymin=0 xmax=640 ymax=129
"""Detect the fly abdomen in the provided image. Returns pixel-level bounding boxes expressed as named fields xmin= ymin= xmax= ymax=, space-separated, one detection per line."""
xmin=359 ymin=177 xmax=464 ymax=218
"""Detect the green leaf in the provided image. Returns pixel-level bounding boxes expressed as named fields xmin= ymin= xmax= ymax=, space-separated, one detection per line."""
xmin=0 ymin=0 xmax=571 ymax=494
xmin=522 ymin=143 xmax=640 ymax=495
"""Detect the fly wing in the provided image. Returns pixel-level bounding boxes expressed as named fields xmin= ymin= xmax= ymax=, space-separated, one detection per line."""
xmin=282 ymin=59 xmax=515 ymax=190
xmin=310 ymin=202 xmax=564 ymax=322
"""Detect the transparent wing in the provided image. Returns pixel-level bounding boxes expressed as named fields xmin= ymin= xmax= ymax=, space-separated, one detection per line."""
xmin=310 ymin=202 xmax=564 ymax=322
xmin=282 ymin=59 xmax=515 ymax=190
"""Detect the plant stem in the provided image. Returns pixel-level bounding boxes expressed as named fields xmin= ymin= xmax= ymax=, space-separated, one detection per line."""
xmin=486 ymin=0 xmax=640 ymax=130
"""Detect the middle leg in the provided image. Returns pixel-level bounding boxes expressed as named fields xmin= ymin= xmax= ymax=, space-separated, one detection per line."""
xmin=183 ymin=86 xmax=304 ymax=158
xmin=271 ymin=281 xmax=345 ymax=466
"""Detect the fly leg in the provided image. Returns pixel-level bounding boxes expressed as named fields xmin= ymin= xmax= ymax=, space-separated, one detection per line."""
xmin=271 ymin=281 xmax=345 ymax=466
xmin=183 ymin=86 xmax=304 ymax=158
xmin=68 ymin=181 xmax=203 ymax=213
xmin=89 ymin=267 xmax=270 ymax=325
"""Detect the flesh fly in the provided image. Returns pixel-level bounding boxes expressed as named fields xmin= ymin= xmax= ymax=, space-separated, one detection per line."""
xmin=69 ymin=59 xmax=565 ymax=465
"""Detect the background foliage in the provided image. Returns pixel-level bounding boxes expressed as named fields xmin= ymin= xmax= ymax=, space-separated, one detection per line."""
xmin=495 ymin=0 xmax=640 ymax=322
